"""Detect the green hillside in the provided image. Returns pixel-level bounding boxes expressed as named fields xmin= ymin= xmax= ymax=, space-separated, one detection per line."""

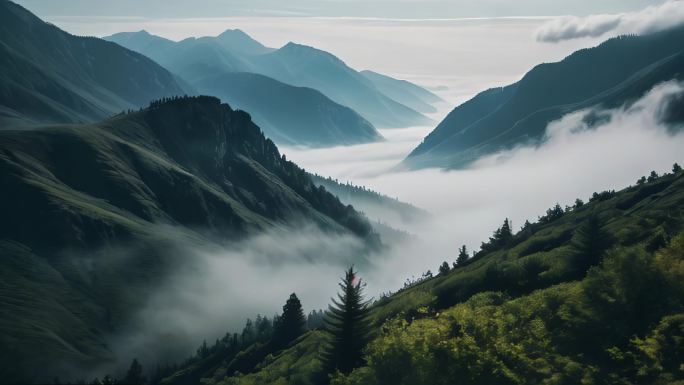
xmin=159 ymin=166 xmax=684 ymax=385
xmin=405 ymin=25 xmax=684 ymax=169
xmin=0 ymin=1 xmax=187 ymax=127
xmin=0 ymin=95 xmax=379 ymax=383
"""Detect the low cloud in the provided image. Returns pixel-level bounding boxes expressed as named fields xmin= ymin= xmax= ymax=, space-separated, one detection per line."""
xmin=286 ymin=79 xmax=684 ymax=287
xmin=536 ymin=0 xmax=684 ymax=42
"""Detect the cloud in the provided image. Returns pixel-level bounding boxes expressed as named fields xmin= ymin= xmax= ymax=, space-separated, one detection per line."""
xmin=536 ymin=0 xmax=684 ymax=42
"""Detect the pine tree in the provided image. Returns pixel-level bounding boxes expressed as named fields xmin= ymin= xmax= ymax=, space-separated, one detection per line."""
xmin=648 ymin=171 xmax=659 ymax=182
xmin=273 ymin=293 xmax=305 ymax=347
xmin=673 ymin=163 xmax=682 ymax=174
xmin=438 ymin=261 xmax=451 ymax=275
xmin=323 ymin=266 xmax=372 ymax=374
xmin=123 ymin=358 xmax=145 ymax=384
xmin=570 ymin=214 xmax=613 ymax=276
xmin=499 ymin=218 xmax=513 ymax=243
xmin=457 ymin=245 xmax=469 ymax=266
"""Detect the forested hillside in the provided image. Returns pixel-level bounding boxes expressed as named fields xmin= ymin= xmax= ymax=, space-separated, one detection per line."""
xmin=137 ymin=165 xmax=684 ymax=385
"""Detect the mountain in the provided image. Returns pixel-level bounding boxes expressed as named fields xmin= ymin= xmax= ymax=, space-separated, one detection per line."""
xmin=105 ymin=31 xmax=383 ymax=147
xmin=360 ymin=70 xmax=444 ymax=114
xmin=106 ymin=31 xmax=253 ymax=78
xmin=251 ymin=42 xmax=433 ymax=128
xmin=104 ymin=31 xmax=435 ymax=129
xmin=404 ymin=26 xmax=684 ymax=169
xmin=0 ymin=1 xmax=187 ymax=127
xmin=211 ymin=29 xmax=275 ymax=56
xmin=0 ymin=96 xmax=380 ymax=383
xmin=161 ymin=166 xmax=684 ymax=385
xmin=190 ymin=72 xmax=382 ymax=146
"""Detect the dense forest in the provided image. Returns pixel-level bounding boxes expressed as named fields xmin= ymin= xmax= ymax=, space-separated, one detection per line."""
xmin=67 ymin=164 xmax=684 ymax=385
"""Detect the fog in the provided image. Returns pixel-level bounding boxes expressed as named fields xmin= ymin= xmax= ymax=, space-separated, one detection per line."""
xmin=284 ymin=79 xmax=684 ymax=290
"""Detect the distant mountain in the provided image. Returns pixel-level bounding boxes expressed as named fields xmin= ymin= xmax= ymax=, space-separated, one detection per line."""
xmin=404 ymin=26 xmax=684 ymax=169
xmin=194 ymin=72 xmax=382 ymax=146
xmin=0 ymin=1 xmax=186 ymax=127
xmin=106 ymin=31 xmax=253 ymax=78
xmin=105 ymin=31 xmax=435 ymax=130
xmin=251 ymin=42 xmax=433 ymax=128
xmin=0 ymin=96 xmax=379 ymax=383
xmin=211 ymin=29 xmax=276 ymax=56
xmin=106 ymin=31 xmax=385 ymax=147
xmin=360 ymin=70 xmax=444 ymax=114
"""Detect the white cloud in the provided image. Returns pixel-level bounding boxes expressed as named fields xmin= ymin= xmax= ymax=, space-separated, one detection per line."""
xmin=536 ymin=0 xmax=684 ymax=42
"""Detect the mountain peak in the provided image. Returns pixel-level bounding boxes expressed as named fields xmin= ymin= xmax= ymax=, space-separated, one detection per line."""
xmin=213 ymin=28 xmax=273 ymax=54
xmin=218 ymin=28 xmax=249 ymax=38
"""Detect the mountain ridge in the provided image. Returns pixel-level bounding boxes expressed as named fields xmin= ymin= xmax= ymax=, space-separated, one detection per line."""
xmin=0 ymin=0 xmax=187 ymax=127
xmin=404 ymin=25 xmax=684 ymax=169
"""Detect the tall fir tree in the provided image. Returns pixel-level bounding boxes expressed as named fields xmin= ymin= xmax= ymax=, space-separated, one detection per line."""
xmin=570 ymin=214 xmax=613 ymax=276
xmin=273 ymin=293 xmax=306 ymax=347
xmin=456 ymin=245 xmax=469 ymax=266
xmin=323 ymin=266 xmax=372 ymax=374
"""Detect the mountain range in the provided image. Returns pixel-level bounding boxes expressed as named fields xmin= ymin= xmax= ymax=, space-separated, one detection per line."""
xmin=403 ymin=25 xmax=684 ymax=169
xmin=105 ymin=30 xmax=438 ymax=145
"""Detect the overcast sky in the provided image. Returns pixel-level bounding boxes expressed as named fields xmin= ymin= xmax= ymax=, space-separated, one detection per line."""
xmin=14 ymin=0 xmax=668 ymax=18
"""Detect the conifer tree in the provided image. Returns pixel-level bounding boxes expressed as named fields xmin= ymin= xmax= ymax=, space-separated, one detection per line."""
xmin=648 ymin=171 xmax=659 ymax=182
xmin=323 ymin=266 xmax=372 ymax=374
xmin=457 ymin=245 xmax=469 ymax=266
xmin=499 ymin=218 xmax=513 ymax=243
xmin=438 ymin=261 xmax=451 ymax=275
xmin=273 ymin=293 xmax=305 ymax=347
xmin=123 ymin=358 xmax=145 ymax=384
xmin=673 ymin=163 xmax=682 ymax=174
xmin=570 ymin=214 xmax=612 ymax=276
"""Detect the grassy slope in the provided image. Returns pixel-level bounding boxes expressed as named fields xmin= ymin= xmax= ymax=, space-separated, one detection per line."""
xmin=197 ymin=170 xmax=684 ymax=385
xmin=0 ymin=96 xmax=378 ymax=383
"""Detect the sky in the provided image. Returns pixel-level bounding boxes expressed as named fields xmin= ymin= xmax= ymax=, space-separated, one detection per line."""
xmin=13 ymin=0 xmax=668 ymax=18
